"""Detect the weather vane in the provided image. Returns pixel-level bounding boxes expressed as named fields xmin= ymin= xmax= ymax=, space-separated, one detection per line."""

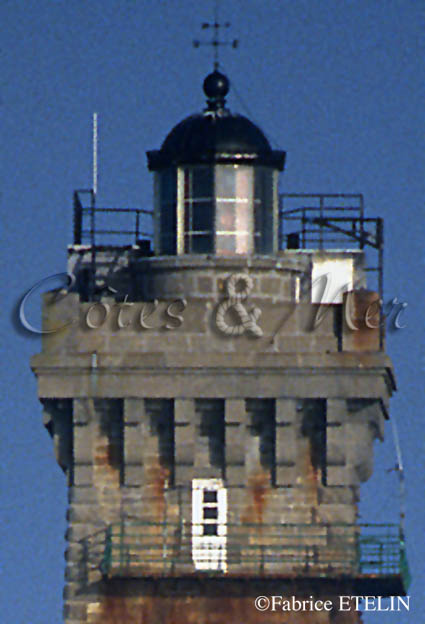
xmin=193 ymin=0 xmax=239 ymax=70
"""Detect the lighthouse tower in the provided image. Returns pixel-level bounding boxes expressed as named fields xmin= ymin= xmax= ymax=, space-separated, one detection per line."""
xmin=31 ymin=68 xmax=409 ymax=624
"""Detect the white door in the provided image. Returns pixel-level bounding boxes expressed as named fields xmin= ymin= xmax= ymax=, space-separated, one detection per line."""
xmin=192 ymin=478 xmax=227 ymax=572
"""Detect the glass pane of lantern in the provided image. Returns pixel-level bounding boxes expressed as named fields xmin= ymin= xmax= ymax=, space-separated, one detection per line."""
xmin=193 ymin=167 xmax=214 ymax=199
xmin=193 ymin=200 xmax=214 ymax=231
xmin=235 ymin=232 xmax=250 ymax=254
xmin=216 ymin=166 xmax=236 ymax=197
xmin=192 ymin=234 xmax=214 ymax=254
xmin=216 ymin=201 xmax=236 ymax=230
xmin=183 ymin=167 xmax=215 ymax=253
xmin=234 ymin=168 xmax=252 ymax=240
xmin=215 ymin=165 xmax=253 ymax=255
xmin=254 ymin=168 xmax=274 ymax=253
xmin=216 ymin=234 xmax=237 ymax=254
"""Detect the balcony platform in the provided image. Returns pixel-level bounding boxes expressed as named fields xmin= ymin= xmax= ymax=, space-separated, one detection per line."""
xmin=88 ymin=521 xmax=410 ymax=596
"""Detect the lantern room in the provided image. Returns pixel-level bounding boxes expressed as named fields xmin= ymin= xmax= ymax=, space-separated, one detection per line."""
xmin=147 ymin=70 xmax=286 ymax=256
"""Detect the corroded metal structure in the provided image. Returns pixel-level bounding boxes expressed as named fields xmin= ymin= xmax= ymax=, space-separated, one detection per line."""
xmin=32 ymin=70 xmax=409 ymax=623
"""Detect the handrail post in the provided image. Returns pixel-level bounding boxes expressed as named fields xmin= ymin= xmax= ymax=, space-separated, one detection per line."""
xmin=90 ymin=190 xmax=96 ymax=299
xmin=319 ymin=195 xmax=324 ymax=249
xmin=100 ymin=525 xmax=112 ymax=577
xmin=278 ymin=194 xmax=283 ymax=250
xmin=377 ymin=217 xmax=384 ymax=349
xmin=120 ymin=517 xmax=125 ymax=574
xmin=260 ymin=544 xmax=265 ymax=574
xmin=135 ymin=211 xmax=140 ymax=243
xmin=73 ymin=192 xmax=82 ymax=245
xmin=359 ymin=194 xmax=365 ymax=249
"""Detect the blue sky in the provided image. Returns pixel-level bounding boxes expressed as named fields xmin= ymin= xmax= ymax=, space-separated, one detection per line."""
xmin=1 ymin=1 xmax=424 ymax=622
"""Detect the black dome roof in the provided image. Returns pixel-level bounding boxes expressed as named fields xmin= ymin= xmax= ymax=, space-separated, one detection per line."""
xmin=147 ymin=71 xmax=286 ymax=171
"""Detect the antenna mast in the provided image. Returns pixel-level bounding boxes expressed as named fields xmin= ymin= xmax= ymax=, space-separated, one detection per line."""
xmin=92 ymin=112 xmax=98 ymax=199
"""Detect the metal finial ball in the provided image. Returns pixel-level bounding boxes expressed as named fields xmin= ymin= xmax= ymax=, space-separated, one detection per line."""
xmin=203 ymin=70 xmax=230 ymax=100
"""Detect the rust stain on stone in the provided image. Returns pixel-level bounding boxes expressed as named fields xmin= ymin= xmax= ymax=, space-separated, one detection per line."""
xmin=242 ymin=471 xmax=269 ymax=525
xmin=91 ymin=594 xmax=188 ymax=624
xmin=94 ymin=443 xmax=111 ymax=467
xmin=94 ymin=440 xmax=120 ymax=484
xmin=94 ymin=595 xmax=132 ymax=624
xmin=343 ymin=290 xmax=380 ymax=351
xmin=299 ymin=441 xmax=319 ymax=507
xmin=92 ymin=421 xmax=123 ymax=520
xmin=107 ymin=439 xmax=122 ymax=467
xmin=144 ymin=460 xmax=170 ymax=521
xmin=251 ymin=473 xmax=267 ymax=524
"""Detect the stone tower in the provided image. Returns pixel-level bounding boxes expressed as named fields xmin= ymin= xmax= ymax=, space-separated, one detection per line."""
xmin=31 ymin=70 xmax=409 ymax=624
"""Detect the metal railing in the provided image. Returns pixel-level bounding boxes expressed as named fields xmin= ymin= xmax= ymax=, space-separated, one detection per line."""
xmin=73 ymin=190 xmax=153 ymax=247
xmin=279 ymin=194 xmax=365 ymax=249
xmin=71 ymin=192 xmax=385 ymax=347
xmin=72 ymin=192 xmax=381 ymax=257
xmin=279 ymin=194 xmax=383 ymax=280
xmin=91 ymin=521 xmax=409 ymax=593
xmin=279 ymin=193 xmax=384 ymax=348
xmin=72 ymin=189 xmax=154 ymax=298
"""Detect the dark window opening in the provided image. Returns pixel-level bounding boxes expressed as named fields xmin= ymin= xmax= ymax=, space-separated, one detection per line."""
xmin=196 ymin=399 xmax=225 ymax=473
xmin=97 ymin=399 xmax=124 ymax=484
xmin=146 ymin=399 xmax=175 ymax=486
xmin=43 ymin=399 xmax=73 ymax=484
xmin=246 ymin=399 xmax=276 ymax=483
xmin=300 ymin=399 xmax=327 ymax=485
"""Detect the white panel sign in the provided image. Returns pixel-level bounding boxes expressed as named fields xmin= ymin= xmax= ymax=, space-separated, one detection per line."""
xmin=311 ymin=258 xmax=353 ymax=304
